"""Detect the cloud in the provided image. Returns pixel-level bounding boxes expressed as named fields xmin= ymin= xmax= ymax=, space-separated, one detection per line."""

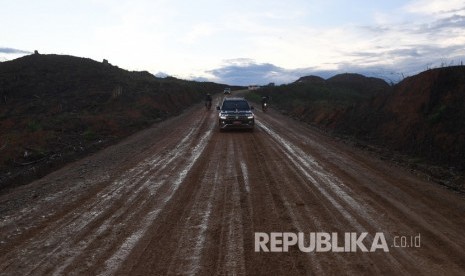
xmin=207 ymin=59 xmax=336 ymax=85
xmin=207 ymin=59 xmax=293 ymax=85
xmin=333 ymin=2 xmax=465 ymax=81
xmin=154 ymin=72 xmax=170 ymax=78
xmin=0 ymin=47 xmax=31 ymax=54
xmin=207 ymin=42 xmax=465 ymax=85
xmin=4 ymin=0 xmax=463 ymax=87
xmin=207 ymin=59 xmax=279 ymax=85
xmin=403 ymin=0 xmax=465 ymax=16
xmin=181 ymin=23 xmax=218 ymax=44
xmin=219 ymin=1 xmax=464 ymax=76
xmin=407 ymin=14 xmax=465 ymax=36
xmin=435 ymin=13 xmax=465 ymax=27
xmin=207 ymin=59 xmax=397 ymax=85
xmin=163 ymin=0 xmax=465 ymax=86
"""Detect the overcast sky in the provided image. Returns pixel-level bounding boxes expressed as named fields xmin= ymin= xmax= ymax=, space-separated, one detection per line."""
xmin=1 ymin=0 xmax=465 ymax=85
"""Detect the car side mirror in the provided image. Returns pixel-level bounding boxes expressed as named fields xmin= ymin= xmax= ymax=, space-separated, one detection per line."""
xmin=216 ymin=106 xmax=220 ymax=111
xmin=251 ymin=106 xmax=254 ymax=110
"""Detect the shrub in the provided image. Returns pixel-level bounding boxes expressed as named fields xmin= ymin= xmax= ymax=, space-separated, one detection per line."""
xmin=27 ymin=120 xmax=42 ymax=132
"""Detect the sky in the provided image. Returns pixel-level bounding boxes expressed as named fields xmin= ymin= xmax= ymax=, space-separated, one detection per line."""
xmin=1 ymin=0 xmax=465 ymax=85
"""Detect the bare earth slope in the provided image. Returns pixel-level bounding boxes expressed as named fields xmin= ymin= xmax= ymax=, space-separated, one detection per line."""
xmin=1 ymin=96 xmax=464 ymax=275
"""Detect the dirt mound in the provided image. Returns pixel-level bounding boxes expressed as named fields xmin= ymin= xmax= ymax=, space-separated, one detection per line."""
xmin=339 ymin=67 xmax=465 ymax=164
xmin=333 ymin=66 xmax=465 ymax=188
xmin=377 ymin=67 xmax=465 ymax=167
xmin=294 ymin=75 xmax=325 ymax=84
xmin=0 ymin=54 xmax=229 ymax=191
xmin=327 ymin=73 xmax=390 ymax=96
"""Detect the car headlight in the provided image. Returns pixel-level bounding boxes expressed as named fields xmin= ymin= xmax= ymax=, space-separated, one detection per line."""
xmin=247 ymin=114 xmax=254 ymax=119
xmin=220 ymin=114 xmax=227 ymax=120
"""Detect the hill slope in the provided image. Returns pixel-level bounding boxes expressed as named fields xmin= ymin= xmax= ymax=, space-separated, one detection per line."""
xmin=250 ymin=68 xmax=465 ymax=190
xmin=252 ymin=73 xmax=390 ymax=125
xmin=0 ymin=54 xmax=229 ymax=190
xmin=337 ymin=66 xmax=465 ymax=171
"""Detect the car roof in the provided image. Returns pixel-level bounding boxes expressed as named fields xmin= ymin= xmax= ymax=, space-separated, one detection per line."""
xmin=223 ymin=97 xmax=247 ymax=101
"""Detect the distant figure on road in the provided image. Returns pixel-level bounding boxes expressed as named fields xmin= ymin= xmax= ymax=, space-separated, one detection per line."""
xmin=205 ymin=93 xmax=212 ymax=110
xmin=261 ymin=96 xmax=269 ymax=112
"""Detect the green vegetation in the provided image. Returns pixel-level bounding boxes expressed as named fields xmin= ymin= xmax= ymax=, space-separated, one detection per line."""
xmin=428 ymin=104 xmax=447 ymax=125
xmin=27 ymin=120 xmax=42 ymax=132
xmin=256 ymin=84 xmax=366 ymax=107
xmin=83 ymin=129 xmax=97 ymax=141
xmin=245 ymin=92 xmax=262 ymax=103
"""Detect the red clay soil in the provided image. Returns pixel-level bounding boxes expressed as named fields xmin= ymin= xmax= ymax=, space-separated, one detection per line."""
xmin=0 ymin=96 xmax=464 ymax=275
xmin=343 ymin=67 xmax=465 ymax=172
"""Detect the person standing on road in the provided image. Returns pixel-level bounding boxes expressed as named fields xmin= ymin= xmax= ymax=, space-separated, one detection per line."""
xmin=205 ymin=93 xmax=213 ymax=110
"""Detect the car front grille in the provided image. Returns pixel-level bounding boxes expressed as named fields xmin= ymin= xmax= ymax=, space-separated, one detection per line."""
xmin=225 ymin=115 xmax=249 ymax=120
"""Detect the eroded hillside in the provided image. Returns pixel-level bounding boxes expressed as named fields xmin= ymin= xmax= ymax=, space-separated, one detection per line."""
xmin=0 ymin=54 xmax=231 ymax=190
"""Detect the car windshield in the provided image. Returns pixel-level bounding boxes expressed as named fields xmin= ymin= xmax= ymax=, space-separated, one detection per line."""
xmin=222 ymin=100 xmax=250 ymax=111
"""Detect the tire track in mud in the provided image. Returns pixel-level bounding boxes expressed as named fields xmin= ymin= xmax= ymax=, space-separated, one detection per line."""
xmin=256 ymin=120 xmax=399 ymax=274
xmin=241 ymin=130 xmax=322 ymax=275
xmin=0 ymin=107 xmax=215 ymax=275
xmin=256 ymin=112 xmax=465 ymax=274
xmin=165 ymin=139 xmax=222 ymax=275
xmin=248 ymin=127 xmax=331 ymax=274
xmin=148 ymin=132 xmax=250 ymax=275
xmin=100 ymin=113 xmax=215 ymax=276
xmin=259 ymin=121 xmax=372 ymax=227
xmin=257 ymin=119 xmax=440 ymax=274
xmin=215 ymin=138 xmax=246 ymax=275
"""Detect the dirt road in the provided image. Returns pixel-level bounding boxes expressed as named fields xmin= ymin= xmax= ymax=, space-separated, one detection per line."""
xmin=1 ymin=97 xmax=465 ymax=275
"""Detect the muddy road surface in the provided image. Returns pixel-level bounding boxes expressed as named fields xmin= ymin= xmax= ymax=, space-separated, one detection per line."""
xmin=1 ymin=98 xmax=465 ymax=275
